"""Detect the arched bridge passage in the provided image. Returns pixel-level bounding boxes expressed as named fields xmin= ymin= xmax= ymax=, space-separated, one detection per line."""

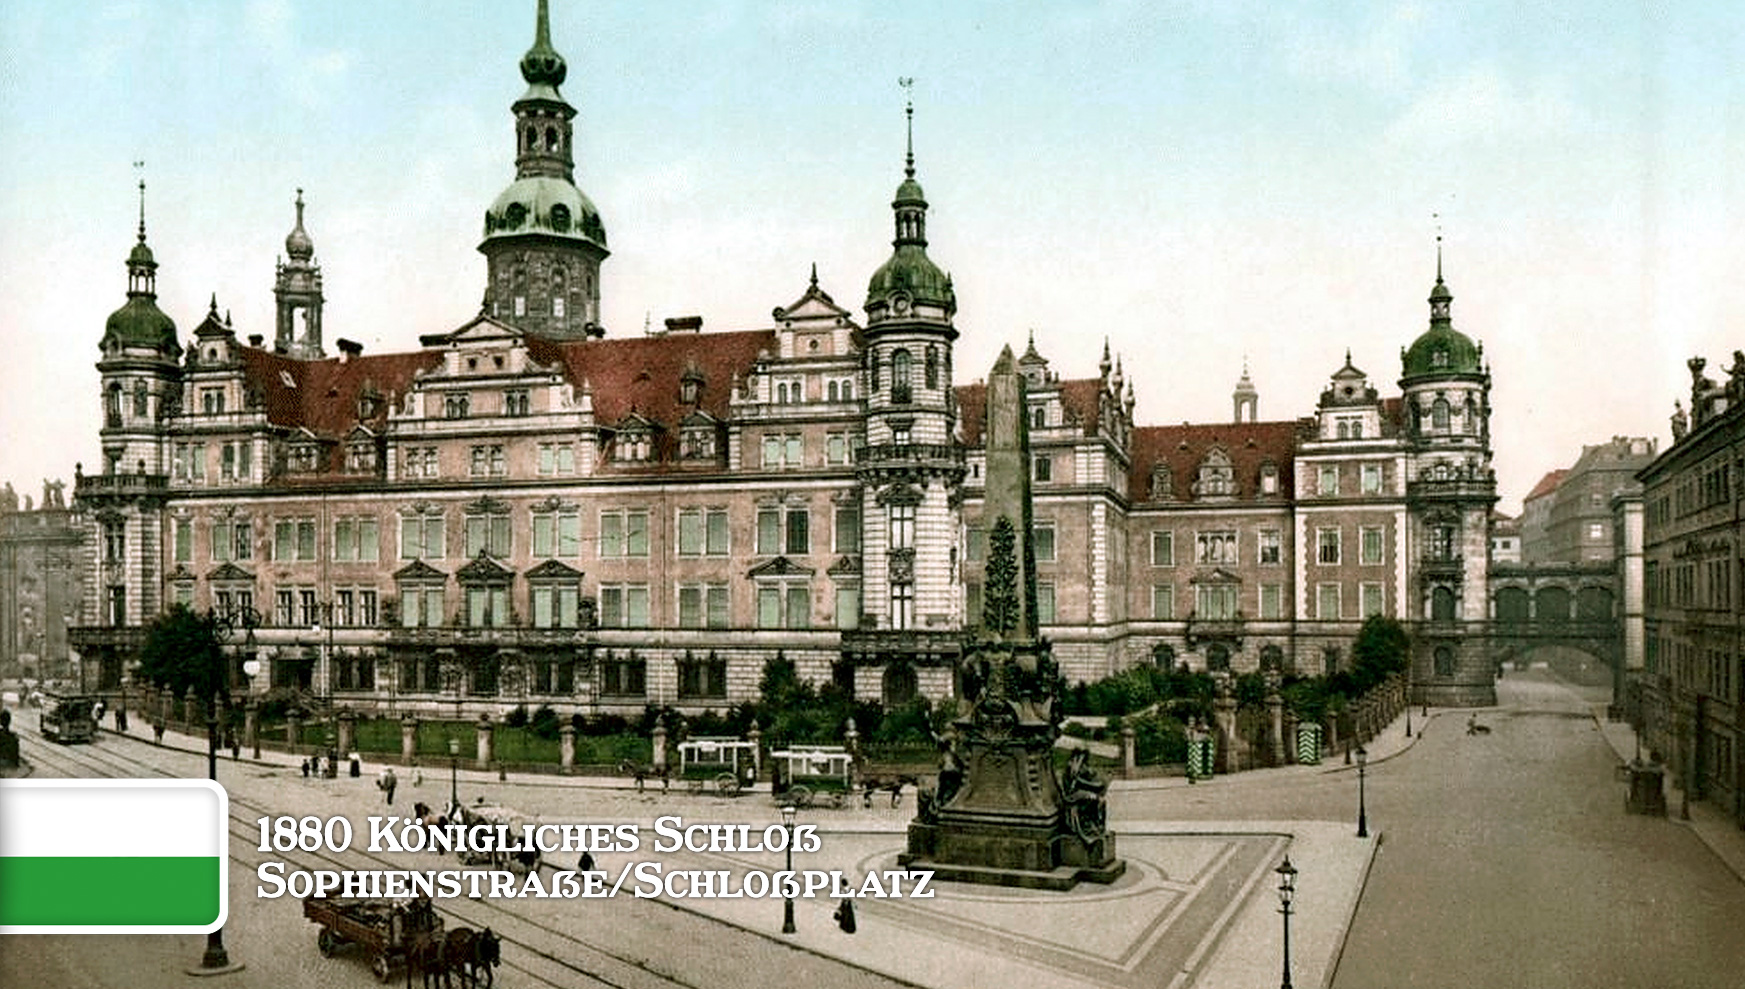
xmin=1489 ymin=562 xmax=1623 ymax=669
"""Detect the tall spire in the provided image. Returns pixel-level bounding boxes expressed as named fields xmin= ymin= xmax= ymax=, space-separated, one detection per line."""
xmin=901 ymin=76 xmax=916 ymax=179
xmin=1428 ymin=215 xmax=1452 ymax=324
xmin=126 ymin=164 xmax=157 ymax=292
xmin=520 ymin=0 xmax=567 ymax=88
xmin=285 ymin=187 xmax=314 ymax=260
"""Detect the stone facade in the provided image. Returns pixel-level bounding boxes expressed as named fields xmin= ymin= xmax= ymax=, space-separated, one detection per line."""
xmin=66 ymin=4 xmax=1501 ymax=721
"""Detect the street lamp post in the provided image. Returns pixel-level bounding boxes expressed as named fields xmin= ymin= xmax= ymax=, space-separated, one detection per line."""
xmin=1276 ymin=856 xmax=1297 ymax=989
xmin=781 ymin=804 xmax=797 ymax=934
xmin=1355 ymin=743 xmax=1369 ymax=837
xmin=195 ymin=608 xmax=255 ymax=975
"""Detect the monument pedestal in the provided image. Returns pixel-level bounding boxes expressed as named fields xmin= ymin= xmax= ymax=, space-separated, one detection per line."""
xmin=902 ymin=819 xmax=1124 ymax=890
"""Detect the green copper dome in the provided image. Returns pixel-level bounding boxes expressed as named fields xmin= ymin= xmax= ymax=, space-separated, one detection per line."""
xmin=866 ymin=244 xmax=955 ymax=310
xmin=481 ymin=175 xmax=606 ymax=250
xmin=103 ymin=294 xmax=179 ymax=355
xmin=1401 ymin=277 xmax=1481 ymax=381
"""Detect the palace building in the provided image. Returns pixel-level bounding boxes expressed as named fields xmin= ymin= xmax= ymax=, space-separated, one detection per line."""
xmin=69 ymin=3 xmax=1499 ymax=717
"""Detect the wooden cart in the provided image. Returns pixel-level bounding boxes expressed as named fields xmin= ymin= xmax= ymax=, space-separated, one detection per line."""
xmin=303 ymin=895 xmax=442 ymax=983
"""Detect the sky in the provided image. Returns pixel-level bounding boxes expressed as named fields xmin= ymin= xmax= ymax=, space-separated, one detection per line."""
xmin=1 ymin=0 xmax=1739 ymax=514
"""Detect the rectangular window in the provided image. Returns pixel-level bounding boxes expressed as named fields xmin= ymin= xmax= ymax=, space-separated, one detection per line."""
xmin=1319 ymin=465 xmax=1340 ymax=496
xmin=786 ymin=508 xmax=810 ymax=555
xmin=465 ymin=513 xmax=512 ymax=558
xmin=221 ymin=443 xmax=235 ymax=480
xmin=1317 ymin=583 xmax=1342 ymax=620
xmin=1152 ymin=584 xmax=1174 ymax=620
xmin=1258 ymin=529 xmax=1281 ymax=565
xmin=175 ymin=519 xmax=192 ymax=563
xmin=834 ymin=506 xmax=860 ymax=554
xmin=1317 ymin=527 xmax=1341 ymax=565
xmin=1033 ymin=454 xmax=1052 ymax=483
xmin=1033 ymin=521 xmax=1056 ymax=562
xmin=1360 ymin=526 xmax=1383 ymax=565
xmin=966 ymin=527 xmax=985 ymax=562
xmin=1037 ymin=582 xmax=1056 ymax=624
xmin=1361 ymin=582 xmax=1384 ymax=617
xmin=1196 ymin=531 xmax=1238 ymax=565
xmin=174 ymin=584 xmax=194 ymax=608
xmin=678 ymin=585 xmax=703 ymax=628
xmin=1151 ymin=531 xmax=1174 ymax=566
xmin=1259 ymin=583 xmax=1283 ymax=620
xmin=890 ymin=504 xmax=916 ymax=551
xmin=678 ymin=509 xmax=705 ymax=556
xmin=890 ymin=582 xmax=914 ymax=630
xmin=835 ymin=585 xmax=860 ymax=630
xmin=600 ymin=585 xmax=651 ymax=628
xmin=826 ymin=432 xmax=849 ymax=466
xmin=786 ymin=585 xmax=811 ymax=629
xmin=333 ymin=517 xmax=379 ymax=563
xmin=1195 ymin=584 xmax=1238 ymax=620
xmin=275 ymin=589 xmax=294 ymax=626
xmin=762 ymin=433 xmax=803 ymax=468
xmin=1361 ymin=463 xmax=1382 ymax=495
xmin=966 ymin=581 xmax=982 ymax=622
xmin=300 ymin=588 xmax=318 ymax=626
xmin=400 ymin=515 xmax=445 ymax=560
xmin=232 ymin=520 xmax=253 ymax=561
xmin=298 ymin=520 xmax=316 ymax=561
xmin=533 ymin=511 xmax=580 ymax=558
xmin=757 ymin=508 xmax=781 ymax=555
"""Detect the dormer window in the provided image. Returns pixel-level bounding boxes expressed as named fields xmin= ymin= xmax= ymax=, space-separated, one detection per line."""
xmin=680 ymin=377 xmax=701 ymax=405
xmin=1192 ymin=449 xmax=1235 ymax=498
xmin=616 ymin=428 xmax=653 ymax=463
xmin=1259 ymin=462 xmax=1279 ymax=495
xmin=681 ymin=424 xmax=716 ymax=460
xmin=201 ymin=389 xmax=225 ymax=415
xmin=346 ymin=442 xmax=376 ymax=474
xmin=290 ymin=443 xmax=320 ymax=473
xmin=1433 ymin=349 xmax=1449 ymax=368
xmin=504 ymin=390 xmax=530 ymax=417
xmin=444 ymin=394 xmax=470 ymax=419
xmin=1149 ymin=464 xmax=1173 ymax=501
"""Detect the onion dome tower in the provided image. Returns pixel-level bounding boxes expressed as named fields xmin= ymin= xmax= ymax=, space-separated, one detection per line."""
xmin=97 ymin=179 xmax=180 ymax=477
xmin=1399 ymin=238 xmax=1497 ymax=707
xmin=855 ymin=83 xmax=967 ymax=639
xmin=479 ymin=0 xmax=608 ymax=339
xmin=1232 ymin=359 xmax=1258 ymax=422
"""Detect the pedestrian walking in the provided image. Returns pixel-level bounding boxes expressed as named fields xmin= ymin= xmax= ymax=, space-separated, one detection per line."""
xmin=152 ymin=720 xmax=165 ymax=745
xmin=578 ymin=850 xmax=596 ymax=873
xmin=227 ymin=730 xmax=240 ymax=760
xmin=301 ymin=757 xmax=311 ymax=778
xmin=379 ymin=766 xmax=398 ymax=805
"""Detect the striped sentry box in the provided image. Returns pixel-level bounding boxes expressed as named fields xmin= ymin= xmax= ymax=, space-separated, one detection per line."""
xmin=0 ymin=779 xmax=228 ymax=933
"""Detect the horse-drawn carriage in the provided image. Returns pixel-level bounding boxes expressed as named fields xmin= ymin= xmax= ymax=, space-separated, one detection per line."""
xmin=451 ymin=802 xmax=541 ymax=873
xmin=677 ymin=736 xmax=756 ymax=796
xmin=769 ymin=745 xmax=856 ymax=808
xmin=38 ymin=693 xmax=98 ymax=744
xmin=304 ymin=895 xmax=441 ymax=983
xmin=304 ymin=895 xmax=500 ymax=987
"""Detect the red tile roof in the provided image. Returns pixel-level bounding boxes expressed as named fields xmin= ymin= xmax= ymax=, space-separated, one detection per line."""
xmin=1523 ymin=469 xmax=1569 ymax=503
xmin=1127 ymin=420 xmax=1300 ymax=504
xmin=525 ymin=329 xmax=776 ymax=427
xmin=955 ymin=376 xmax=1108 ymax=446
xmin=239 ymin=345 xmax=441 ymax=437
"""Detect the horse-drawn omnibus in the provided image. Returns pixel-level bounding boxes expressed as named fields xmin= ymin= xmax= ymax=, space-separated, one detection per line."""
xmin=769 ymin=745 xmax=855 ymax=808
xmin=677 ymin=736 xmax=757 ymax=795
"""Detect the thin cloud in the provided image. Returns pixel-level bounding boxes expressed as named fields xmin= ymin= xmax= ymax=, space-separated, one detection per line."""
xmin=1383 ymin=64 xmax=1584 ymax=150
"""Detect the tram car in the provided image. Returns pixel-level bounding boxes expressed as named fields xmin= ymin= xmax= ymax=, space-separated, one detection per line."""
xmin=768 ymin=745 xmax=855 ymax=808
xmin=676 ymin=736 xmax=757 ymax=795
xmin=39 ymin=693 xmax=98 ymax=744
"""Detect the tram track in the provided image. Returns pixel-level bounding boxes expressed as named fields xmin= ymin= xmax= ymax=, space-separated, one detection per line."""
xmin=16 ymin=733 xmax=713 ymax=989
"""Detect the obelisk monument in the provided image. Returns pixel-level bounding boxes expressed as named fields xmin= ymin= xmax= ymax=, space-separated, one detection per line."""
xmin=899 ymin=345 xmax=1125 ymax=889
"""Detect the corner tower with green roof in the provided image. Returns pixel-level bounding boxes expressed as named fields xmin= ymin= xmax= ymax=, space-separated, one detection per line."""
xmin=849 ymin=87 xmax=968 ymax=676
xmin=1400 ymin=248 xmax=1498 ymax=706
xmin=98 ymin=179 xmax=181 ymax=478
xmin=479 ymin=0 xmax=608 ymax=340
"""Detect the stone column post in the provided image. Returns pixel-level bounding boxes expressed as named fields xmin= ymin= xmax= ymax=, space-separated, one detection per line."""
xmin=1121 ymin=724 xmax=1137 ymax=779
xmin=182 ymin=687 xmax=199 ymax=727
xmin=559 ymin=722 xmax=576 ymax=774
xmin=1283 ymin=709 xmax=1299 ymax=764
xmin=1267 ymin=681 xmax=1285 ymax=767
xmin=747 ymin=720 xmax=763 ymax=780
xmin=245 ymin=699 xmax=260 ymax=760
xmin=651 ymin=716 xmax=668 ymax=774
xmin=287 ymin=713 xmax=302 ymax=751
xmin=337 ymin=708 xmax=356 ymax=760
xmin=1213 ymin=674 xmax=1238 ymax=773
xmin=476 ymin=714 xmax=493 ymax=770
xmin=401 ymin=714 xmax=419 ymax=766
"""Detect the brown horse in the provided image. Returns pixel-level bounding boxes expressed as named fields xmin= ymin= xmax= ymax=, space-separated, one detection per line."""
xmin=441 ymin=927 xmax=503 ymax=988
xmin=405 ymin=927 xmax=451 ymax=989
xmin=617 ymin=758 xmax=669 ymax=793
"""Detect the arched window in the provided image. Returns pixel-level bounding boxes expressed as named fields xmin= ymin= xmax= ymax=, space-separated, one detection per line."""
xmin=545 ymin=126 xmax=559 ymax=152
xmin=1336 ymin=421 xmax=1350 ymax=440
xmin=133 ymin=380 xmax=149 ymax=417
xmin=883 ymin=663 xmax=918 ymax=707
xmin=891 ymin=349 xmax=912 ymax=403
xmin=925 ymin=346 xmax=939 ymax=389
xmin=1434 ymin=645 xmax=1455 ymax=676
xmin=1032 ymin=406 xmax=1046 ymax=429
xmin=869 ymin=350 xmax=881 ymax=391
xmin=1495 ymin=587 xmax=1529 ymax=624
xmin=106 ymin=383 xmax=123 ymax=425
xmin=1206 ymin=643 xmax=1231 ymax=672
xmin=1152 ymin=643 xmax=1177 ymax=669
xmin=1260 ymin=644 xmax=1284 ymax=671
xmin=1431 ymin=398 xmax=1450 ymax=432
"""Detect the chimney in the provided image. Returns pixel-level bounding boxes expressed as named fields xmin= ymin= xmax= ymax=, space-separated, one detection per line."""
xmin=247 ymin=334 xmax=264 ymax=347
xmin=664 ymin=316 xmax=703 ymax=335
xmin=337 ymin=338 xmax=364 ymax=363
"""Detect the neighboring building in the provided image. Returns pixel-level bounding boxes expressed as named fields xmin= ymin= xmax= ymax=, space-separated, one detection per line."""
xmin=1638 ymin=355 xmax=1745 ymax=829
xmin=1518 ymin=469 xmax=1566 ymax=563
xmin=1490 ymin=512 xmax=1521 ymax=564
xmin=0 ymin=483 xmax=84 ymax=683
xmin=1546 ymin=438 xmax=1657 ymax=562
xmin=68 ymin=4 xmax=1499 ymax=716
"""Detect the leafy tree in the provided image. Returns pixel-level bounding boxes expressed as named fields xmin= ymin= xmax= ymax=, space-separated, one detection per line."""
xmin=1350 ymin=615 xmax=1410 ymax=691
xmin=138 ymin=605 xmax=228 ymax=704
